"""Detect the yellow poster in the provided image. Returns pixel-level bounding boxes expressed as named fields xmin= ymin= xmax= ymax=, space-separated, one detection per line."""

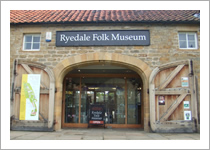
xmin=19 ymin=74 xmax=28 ymax=120
xmin=19 ymin=74 xmax=41 ymax=120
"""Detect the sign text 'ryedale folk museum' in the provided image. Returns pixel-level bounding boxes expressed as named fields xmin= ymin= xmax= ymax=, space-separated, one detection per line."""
xmin=56 ymin=30 xmax=150 ymax=46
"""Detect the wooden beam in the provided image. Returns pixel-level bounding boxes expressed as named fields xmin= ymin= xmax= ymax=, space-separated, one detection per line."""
xmin=43 ymin=67 xmax=55 ymax=129
xmin=149 ymin=83 xmax=157 ymax=131
xmin=17 ymin=59 xmax=46 ymax=70
xmin=158 ymin=65 xmax=185 ymax=90
xmin=66 ymin=74 xmax=140 ymax=78
xmin=158 ymin=60 xmax=188 ymax=71
xmin=21 ymin=64 xmax=47 ymax=89
xmin=21 ymin=64 xmax=34 ymax=74
xmin=159 ymin=93 xmax=188 ymax=122
xmin=154 ymin=121 xmax=195 ymax=133
xmin=155 ymin=89 xmax=190 ymax=95
xmin=15 ymin=87 xmax=49 ymax=94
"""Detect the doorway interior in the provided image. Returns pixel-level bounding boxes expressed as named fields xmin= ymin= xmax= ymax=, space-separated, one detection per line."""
xmin=62 ymin=63 xmax=143 ymax=128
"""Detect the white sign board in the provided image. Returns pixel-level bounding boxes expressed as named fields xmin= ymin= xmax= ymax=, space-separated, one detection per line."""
xmin=183 ymin=101 xmax=190 ymax=109
xmin=181 ymin=77 xmax=189 ymax=87
xmin=184 ymin=111 xmax=191 ymax=120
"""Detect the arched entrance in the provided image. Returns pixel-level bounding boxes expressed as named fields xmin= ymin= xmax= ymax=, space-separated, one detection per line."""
xmin=53 ymin=52 xmax=152 ymax=131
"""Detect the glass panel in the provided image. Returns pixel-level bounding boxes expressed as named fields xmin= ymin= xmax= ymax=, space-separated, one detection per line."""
xmin=32 ymin=43 xmax=40 ymax=49
xmin=127 ymin=78 xmax=141 ymax=124
xmin=65 ymin=78 xmax=80 ymax=123
xmin=81 ymin=77 xmax=125 ymax=124
xmin=188 ymin=34 xmax=195 ymax=41
xmin=188 ymin=41 xmax=195 ymax=48
xmin=33 ymin=36 xmax=40 ymax=42
xmin=25 ymin=35 xmax=32 ymax=42
xmin=81 ymin=86 xmax=94 ymax=124
xmin=179 ymin=34 xmax=186 ymax=40
xmin=81 ymin=78 xmax=92 ymax=124
xmin=96 ymin=92 xmax=105 ymax=103
xmin=24 ymin=43 xmax=31 ymax=49
xmin=105 ymin=91 xmax=115 ymax=124
xmin=179 ymin=41 xmax=187 ymax=48
xmin=115 ymin=84 xmax=125 ymax=124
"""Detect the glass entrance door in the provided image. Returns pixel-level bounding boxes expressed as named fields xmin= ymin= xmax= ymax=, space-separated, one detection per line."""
xmin=62 ymin=74 xmax=143 ymax=128
xmin=81 ymin=77 xmax=125 ymax=124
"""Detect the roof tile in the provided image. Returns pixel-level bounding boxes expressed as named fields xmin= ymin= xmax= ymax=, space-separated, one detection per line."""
xmin=10 ymin=10 xmax=200 ymax=24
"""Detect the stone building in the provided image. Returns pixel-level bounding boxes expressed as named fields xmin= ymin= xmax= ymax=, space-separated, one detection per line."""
xmin=10 ymin=10 xmax=200 ymax=132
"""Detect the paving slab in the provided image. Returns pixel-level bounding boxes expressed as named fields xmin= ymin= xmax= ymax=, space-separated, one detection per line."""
xmin=10 ymin=131 xmax=34 ymax=139
xmin=63 ymin=131 xmax=84 ymax=136
xmin=35 ymin=136 xmax=58 ymax=140
xmin=104 ymin=135 xmax=127 ymax=140
xmin=125 ymin=132 xmax=147 ymax=136
xmin=57 ymin=135 xmax=82 ymax=140
xmin=82 ymin=136 xmax=104 ymax=140
xmin=10 ymin=129 xmax=200 ymax=140
xmin=187 ymin=134 xmax=200 ymax=140
xmin=145 ymin=133 xmax=169 ymax=140
xmin=126 ymin=136 xmax=153 ymax=140
xmin=13 ymin=135 xmax=43 ymax=140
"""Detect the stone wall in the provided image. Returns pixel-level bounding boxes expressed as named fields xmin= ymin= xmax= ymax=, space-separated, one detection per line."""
xmin=10 ymin=23 xmax=200 ymax=67
xmin=10 ymin=23 xmax=200 ymax=129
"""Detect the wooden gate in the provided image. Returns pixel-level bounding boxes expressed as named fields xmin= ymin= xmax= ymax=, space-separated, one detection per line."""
xmin=149 ymin=60 xmax=198 ymax=132
xmin=10 ymin=59 xmax=55 ymax=131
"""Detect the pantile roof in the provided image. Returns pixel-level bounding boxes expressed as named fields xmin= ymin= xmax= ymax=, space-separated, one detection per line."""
xmin=10 ymin=10 xmax=200 ymax=24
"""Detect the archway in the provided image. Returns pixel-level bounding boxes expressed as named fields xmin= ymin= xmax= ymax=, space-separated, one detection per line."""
xmin=53 ymin=52 xmax=152 ymax=131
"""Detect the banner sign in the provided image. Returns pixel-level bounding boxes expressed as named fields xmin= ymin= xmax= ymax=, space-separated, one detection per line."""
xmin=89 ymin=105 xmax=105 ymax=125
xmin=19 ymin=74 xmax=41 ymax=120
xmin=56 ymin=30 xmax=150 ymax=46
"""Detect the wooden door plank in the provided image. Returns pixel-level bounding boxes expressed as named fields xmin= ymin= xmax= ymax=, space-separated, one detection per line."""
xmin=159 ymin=93 xmax=188 ymax=122
xmin=158 ymin=65 xmax=185 ymax=90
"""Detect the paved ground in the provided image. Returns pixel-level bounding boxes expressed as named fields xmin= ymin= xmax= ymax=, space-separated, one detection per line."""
xmin=10 ymin=128 xmax=200 ymax=140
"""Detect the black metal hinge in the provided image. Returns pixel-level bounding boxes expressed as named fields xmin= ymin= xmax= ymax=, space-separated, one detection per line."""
xmin=189 ymin=59 xmax=194 ymax=76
